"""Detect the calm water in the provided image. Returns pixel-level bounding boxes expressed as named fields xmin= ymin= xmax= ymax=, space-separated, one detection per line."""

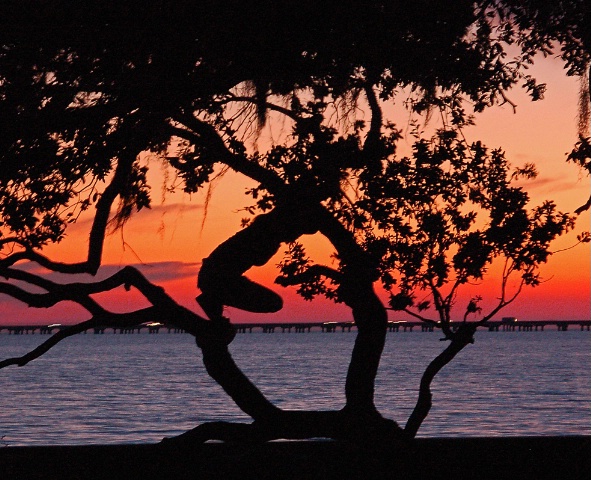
xmin=0 ymin=330 xmax=589 ymax=446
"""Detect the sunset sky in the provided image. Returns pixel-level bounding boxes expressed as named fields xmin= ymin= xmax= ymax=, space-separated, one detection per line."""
xmin=1 ymin=55 xmax=589 ymax=325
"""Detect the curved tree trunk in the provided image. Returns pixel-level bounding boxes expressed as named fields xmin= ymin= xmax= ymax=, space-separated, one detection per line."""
xmin=188 ymin=200 xmax=402 ymax=442
xmin=404 ymin=325 xmax=476 ymax=438
xmin=198 ymin=339 xmax=281 ymax=421
xmin=341 ymin=280 xmax=388 ymax=413
xmin=316 ymin=208 xmax=398 ymax=439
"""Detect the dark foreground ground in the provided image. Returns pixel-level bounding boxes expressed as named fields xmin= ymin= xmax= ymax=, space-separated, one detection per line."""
xmin=1 ymin=436 xmax=589 ymax=480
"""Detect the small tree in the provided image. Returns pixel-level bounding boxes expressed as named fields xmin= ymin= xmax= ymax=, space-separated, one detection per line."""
xmin=0 ymin=1 xmax=589 ymax=443
xmin=274 ymin=116 xmax=584 ymax=438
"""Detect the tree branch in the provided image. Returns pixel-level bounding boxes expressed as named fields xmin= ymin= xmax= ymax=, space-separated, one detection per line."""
xmin=499 ymin=90 xmax=518 ymax=113
xmin=480 ymin=275 xmax=526 ymax=323
xmin=168 ymin=114 xmax=286 ymax=193
xmin=404 ymin=324 xmax=476 ymax=438
xmin=0 ymin=154 xmax=135 ymax=275
xmin=0 ymin=308 xmax=160 ymax=369
xmin=0 ymin=263 xmax=284 ymax=424
xmin=274 ymin=264 xmax=342 ymax=286
xmin=362 ymin=85 xmax=383 ymax=167
xmin=395 ymin=307 xmax=438 ymax=325
xmin=0 ymin=280 xmax=105 ymax=315
xmin=574 ymin=196 xmax=591 ymax=214
xmin=222 ymin=94 xmax=302 ymax=123
xmin=0 ymin=264 xmax=215 ymax=351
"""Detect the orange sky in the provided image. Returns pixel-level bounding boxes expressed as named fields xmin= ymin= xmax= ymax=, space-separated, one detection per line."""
xmin=1 ymin=56 xmax=589 ymax=325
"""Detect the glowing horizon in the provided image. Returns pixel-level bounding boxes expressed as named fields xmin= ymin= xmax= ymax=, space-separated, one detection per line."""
xmin=0 ymin=56 xmax=589 ymax=325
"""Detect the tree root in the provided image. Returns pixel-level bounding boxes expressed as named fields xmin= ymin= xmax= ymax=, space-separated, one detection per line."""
xmin=161 ymin=409 xmax=410 ymax=448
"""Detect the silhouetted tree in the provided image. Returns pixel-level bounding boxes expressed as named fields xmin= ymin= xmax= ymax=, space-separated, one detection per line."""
xmin=0 ymin=1 xmax=589 ymax=444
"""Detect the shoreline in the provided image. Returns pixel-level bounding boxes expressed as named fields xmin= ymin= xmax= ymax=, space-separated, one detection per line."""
xmin=1 ymin=436 xmax=589 ymax=479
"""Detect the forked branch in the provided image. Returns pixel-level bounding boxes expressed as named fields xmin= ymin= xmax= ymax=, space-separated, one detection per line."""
xmin=0 ymin=307 xmax=160 ymax=369
xmin=0 ymin=155 xmax=135 ymax=275
xmin=0 ymin=265 xmax=209 ymax=368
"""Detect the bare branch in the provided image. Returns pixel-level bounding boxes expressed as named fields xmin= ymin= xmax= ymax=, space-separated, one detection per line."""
xmin=480 ymin=274 xmax=527 ymax=323
xmin=386 ymin=307 xmax=438 ymax=325
xmin=427 ymin=277 xmax=447 ymax=323
xmin=362 ymin=85 xmax=383 ymax=163
xmin=0 ymin=262 xmax=222 ymax=370
xmin=0 ymin=308 xmax=159 ymax=369
xmin=551 ymin=232 xmax=591 ymax=254
xmin=0 ymin=257 xmax=286 ymax=425
xmin=0 ymin=237 xmax=28 ymax=249
xmin=0 ymin=265 xmax=179 ymax=316
xmin=499 ymin=90 xmax=518 ymax=113
xmin=0 ymin=265 xmax=211 ymax=336
xmin=222 ymin=94 xmax=302 ymax=123
xmin=575 ymin=197 xmax=591 ymax=214
xmin=445 ymin=279 xmax=464 ymax=311
xmin=0 ymin=280 xmax=104 ymax=315
xmin=169 ymin=114 xmax=285 ymax=193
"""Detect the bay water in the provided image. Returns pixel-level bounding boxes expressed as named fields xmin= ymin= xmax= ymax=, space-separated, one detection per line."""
xmin=0 ymin=329 xmax=589 ymax=446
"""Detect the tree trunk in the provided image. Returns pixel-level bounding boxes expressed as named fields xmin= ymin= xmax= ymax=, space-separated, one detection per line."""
xmin=187 ymin=201 xmax=402 ymax=442
xmin=343 ymin=283 xmax=388 ymax=414
xmin=199 ymin=340 xmax=280 ymax=421
xmin=316 ymin=209 xmax=392 ymax=428
xmin=404 ymin=326 xmax=475 ymax=438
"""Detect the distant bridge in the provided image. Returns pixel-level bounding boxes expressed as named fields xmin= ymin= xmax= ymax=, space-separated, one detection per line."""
xmin=0 ymin=320 xmax=589 ymax=335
